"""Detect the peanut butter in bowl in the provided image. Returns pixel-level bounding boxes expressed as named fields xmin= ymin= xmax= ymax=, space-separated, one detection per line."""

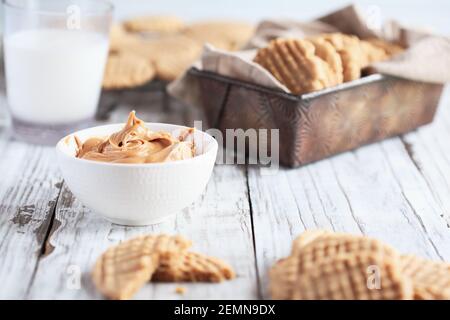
xmin=56 ymin=112 xmax=218 ymax=225
xmin=75 ymin=111 xmax=195 ymax=164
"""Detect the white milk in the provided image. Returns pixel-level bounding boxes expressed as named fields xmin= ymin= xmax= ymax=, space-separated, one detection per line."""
xmin=4 ymin=29 xmax=109 ymax=125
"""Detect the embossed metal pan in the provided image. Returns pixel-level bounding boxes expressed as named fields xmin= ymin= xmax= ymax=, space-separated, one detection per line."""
xmin=186 ymin=67 xmax=444 ymax=168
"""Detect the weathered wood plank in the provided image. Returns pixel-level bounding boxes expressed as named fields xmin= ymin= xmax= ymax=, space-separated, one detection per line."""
xmin=139 ymin=164 xmax=257 ymax=300
xmin=0 ymin=137 xmax=62 ymax=299
xmin=402 ymin=87 xmax=450 ymax=226
xmin=10 ymin=88 xmax=450 ymax=300
xmin=25 ymin=184 xmax=113 ymax=299
xmin=27 ymin=165 xmax=258 ymax=299
xmin=331 ymin=139 xmax=450 ymax=259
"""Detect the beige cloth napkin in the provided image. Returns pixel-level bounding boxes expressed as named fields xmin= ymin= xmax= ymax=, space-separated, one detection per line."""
xmin=169 ymin=4 xmax=450 ymax=101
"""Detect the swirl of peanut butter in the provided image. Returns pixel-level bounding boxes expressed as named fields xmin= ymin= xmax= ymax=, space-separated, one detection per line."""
xmin=75 ymin=111 xmax=195 ymax=163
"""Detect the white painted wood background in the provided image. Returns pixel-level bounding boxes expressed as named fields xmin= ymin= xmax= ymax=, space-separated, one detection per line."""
xmin=0 ymin=83 xmax=449 ymax=299
xmin=0 ymin=1 xmax=450 ymax=300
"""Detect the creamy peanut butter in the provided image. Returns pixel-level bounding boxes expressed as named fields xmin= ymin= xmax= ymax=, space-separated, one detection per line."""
xmin=75 ymin=111 xmax=195 ymax=163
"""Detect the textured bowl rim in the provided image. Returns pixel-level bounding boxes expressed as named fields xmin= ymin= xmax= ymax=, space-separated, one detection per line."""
xmin=56 ymin=122 xmax=218 ymax=168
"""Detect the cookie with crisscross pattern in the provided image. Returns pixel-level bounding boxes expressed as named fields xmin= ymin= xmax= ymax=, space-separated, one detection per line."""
xmin=92 ymin=234 xmax=191 ymax=299
xmin=153 ymin=251 xmax=235 ymax=282
xmin=254 ymin=38 xmax=341 ymax=94
xmin=102 ymin=52 xmax=156 ymax=89
xmin=124 ymin=15 xmax=184 ymax=34
xmin=401 ymin=255 xmax=450 ymax=300
xmin=270 ymin=231 xmax=413 ymax=300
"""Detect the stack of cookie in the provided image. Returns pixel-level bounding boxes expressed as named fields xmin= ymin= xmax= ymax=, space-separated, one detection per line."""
xmin=254 ymin=33 xmax=404 ymax=95
xmin=270 ymin=230 xmax=450 ymax=300
xmin=92 ymin=234 xmax=235 ymax=300
xmin=103 ymin=15 xmax=254 ymax=89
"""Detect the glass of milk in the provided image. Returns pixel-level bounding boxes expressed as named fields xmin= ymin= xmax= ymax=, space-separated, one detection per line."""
xmin=3 ymin=0 xmax=113 ymax=144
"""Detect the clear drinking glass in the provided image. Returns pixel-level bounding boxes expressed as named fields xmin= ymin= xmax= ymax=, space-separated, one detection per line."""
xmin=3 ymin=0 xmax=113 ymax=144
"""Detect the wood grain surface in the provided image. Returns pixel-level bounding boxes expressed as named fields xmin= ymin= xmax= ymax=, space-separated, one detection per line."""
xmin=0 ymin=86 xmax=449 ymax=299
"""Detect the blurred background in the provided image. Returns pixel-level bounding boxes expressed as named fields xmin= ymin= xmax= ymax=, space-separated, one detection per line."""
xmin=0 ymin=0 xmax=449 ymax=140
xmin=111 ymin=0 xmax=450 ymax=34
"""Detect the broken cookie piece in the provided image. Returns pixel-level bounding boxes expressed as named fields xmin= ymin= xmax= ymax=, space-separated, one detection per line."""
xmin=92 ymin=234 xmax=235 ymax=300
xmin=92 ymin=234 xmax=191 ymax=300
xmin=153 ymin=251 xmax=235 ymax=282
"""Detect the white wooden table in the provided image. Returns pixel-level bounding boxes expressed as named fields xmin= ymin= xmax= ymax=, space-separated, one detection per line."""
xmin=1 ymin=81 xmax=450 ymax=300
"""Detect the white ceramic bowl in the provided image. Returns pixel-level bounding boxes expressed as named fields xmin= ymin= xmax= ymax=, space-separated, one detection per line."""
xmin=56 ymin=123 xmax=218 ymax=226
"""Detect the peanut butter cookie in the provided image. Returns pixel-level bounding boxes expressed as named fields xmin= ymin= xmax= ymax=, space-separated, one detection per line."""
xmin=153 ymin=251 xmax=235 ymax=282
xmin=366 ymin=38 xmax=405 ymax=56
xmin=308 ymin=38 xmax=344 ymax=86
xmin=292 ymin=252 xmax=411 ymax=299
xmin=92 ymin=234 xmax=235 ymax=299
xmin=152 ymin=35 xmax=202 ymax=81
xmin=108 ymin=23 xmax=148 ymax=54
xmin=271 ymin=231 xmax=450 ymax=300
xmin=123 ymin=15 xmax=184 ymax=34
xmin=102 ymin=52 xmax=156 ymax=89
xmin=359 ymin=40 xmax=390 ymax=68
xmin=316 ymin=33 xmax=363 ymax=82
xmin=269 ymin=256 xmax=299 ymax=300
xmin=290 ymin=229 xmax=332 ymax=255
xmin=295 ymin=233 xmax=400 ymax=271
xmin=254 ymin=38 xmax=340 ymax=94
xmin=92 ymin=235 xmax=191 ymax=300
xmin=109 ymin=23 xmax=127 ymax=46
xmin=123 ymin=35 xmax=201 ymax=81
xmin=270 ymin=231 xmax=414 ymax=300
xmin=182 ymin=21 xmax=254 ymax=51
xmin=401 ymin=255 xmax=450 ymax=300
